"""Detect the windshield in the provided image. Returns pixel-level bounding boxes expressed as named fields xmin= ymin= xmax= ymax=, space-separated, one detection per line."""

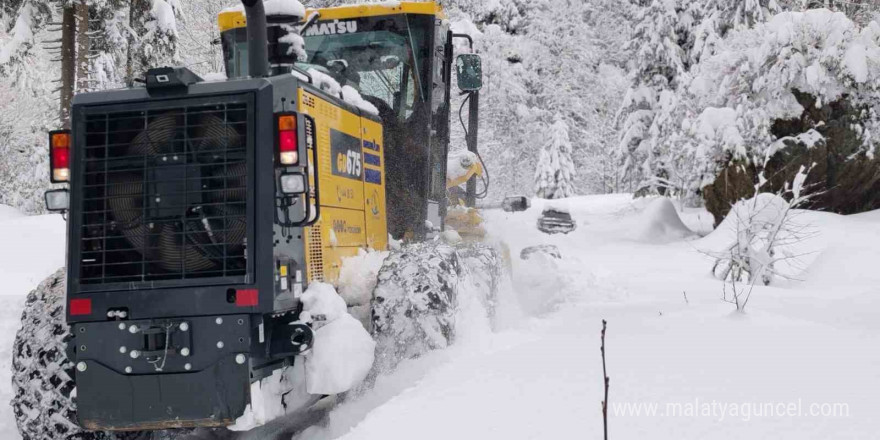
xmin=299 ymin=15 xmax=431 ymax=121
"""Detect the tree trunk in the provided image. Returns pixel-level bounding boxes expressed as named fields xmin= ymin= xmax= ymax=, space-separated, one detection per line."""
xmin=59 ymin=6 xmax=75 ymax=129
xmin=127 ymin=0 xmax=152 ymax=86
xmin=74 ymin=1 xmax=89 ymax=93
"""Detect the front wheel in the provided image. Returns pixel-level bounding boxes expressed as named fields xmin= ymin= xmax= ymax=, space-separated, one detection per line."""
xmin=370 ymin=242 xmax=500 ymax=373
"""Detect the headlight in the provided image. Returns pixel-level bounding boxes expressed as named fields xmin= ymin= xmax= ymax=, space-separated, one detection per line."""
xmin=45 ymin=189 xmax=70 ymax=212
xmin=280 ymin=173 xmax=307 ymax=195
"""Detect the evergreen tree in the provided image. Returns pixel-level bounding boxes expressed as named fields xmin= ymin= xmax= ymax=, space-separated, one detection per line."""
xmin=127 ymin=0 xmax=180 ymax=85
xmin=693 ymin=0 xmax=780 ymax=62
xmin=535 ymin=117 xmax=576 ymax=199
xmin=616 ymin=0 xmax=686 ymax=194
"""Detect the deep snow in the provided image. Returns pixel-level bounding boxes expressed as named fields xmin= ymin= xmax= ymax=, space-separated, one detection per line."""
xmin=0 ymin=206 xmax=65 ymax=440
xmin=295 ymin=194 xmax=879 ymax=439
xmin=1 ymin=194 xmax=879 ymax=439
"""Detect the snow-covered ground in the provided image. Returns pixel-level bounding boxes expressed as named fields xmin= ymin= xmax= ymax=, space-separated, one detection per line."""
xmin=296 ymin=194 xmax=879 ymax=439
xmin=0 ymin=206 xmax=66 ymax=440
xmin=2 ymin=195 xmax=879 ymax=439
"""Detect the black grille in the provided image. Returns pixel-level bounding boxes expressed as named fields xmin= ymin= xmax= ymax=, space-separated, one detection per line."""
xmin=78 ymin=98 xmax=251 ymax=286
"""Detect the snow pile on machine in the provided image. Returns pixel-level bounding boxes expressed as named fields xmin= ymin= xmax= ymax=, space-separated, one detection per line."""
xmin=231 ymin=282 xmax=376 ymax=431
xmin=301 ymin=283 xmax=376 ymax=395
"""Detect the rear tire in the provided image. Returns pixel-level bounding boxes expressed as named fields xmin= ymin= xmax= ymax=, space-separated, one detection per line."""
xmin=370 ymin=242 xmax=500 ymax=372
xmin=10 ymin=269 xmax=161 ymax=440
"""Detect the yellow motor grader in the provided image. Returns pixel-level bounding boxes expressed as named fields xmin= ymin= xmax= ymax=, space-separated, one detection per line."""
xmin=12 ymin=1 xmax=497 ymax=440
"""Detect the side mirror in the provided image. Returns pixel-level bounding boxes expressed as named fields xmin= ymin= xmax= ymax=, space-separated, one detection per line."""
xmin=45 ymin=189 xmax=70 ymax=212
xmin=456 ymin=54 xmax=482 ymax=92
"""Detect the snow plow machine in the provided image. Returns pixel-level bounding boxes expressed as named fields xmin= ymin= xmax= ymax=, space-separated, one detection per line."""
xmin=12 ymin=1 xmax=501 ymax=439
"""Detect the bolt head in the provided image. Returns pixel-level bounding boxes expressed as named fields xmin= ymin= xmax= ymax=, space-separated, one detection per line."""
xmin=180 ymin=347 xmax=190 ymax=357
xmin=130 ymin=350 xmax=140 ymax=359
xmin=129 ymin=325 xmax=138 ymax=334
xmin=76 ymin=362 xmax=87 ymax=372
xmin=215 ymin=317 xmax=223 ymax=325
xmin=216 ymin=341 xmax=225 ymax=349
xmin=235 ymin=354 xmax=247 ymax=365
xmin=184 ymin=363 xmax=192 ymax=371
xmin=179 ymin=322 xmax=189 ymax=332
xmin=118 ymin=323 xmax=126 ymax=331
xmin=125 ymin=366 xmax=132 ymax=374
xmin=119 ymin=346 xmax=127 ymax=354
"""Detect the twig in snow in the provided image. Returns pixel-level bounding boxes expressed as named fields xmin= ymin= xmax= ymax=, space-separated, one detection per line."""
xmin=600 ymin=319 xmax=609 ymax=440
xmin=682 ymin=291 xmax=689 ymax=305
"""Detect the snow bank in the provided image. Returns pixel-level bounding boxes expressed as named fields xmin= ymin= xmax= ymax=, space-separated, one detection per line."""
xmin=701 ymin=193 xmax=789 ymax=252
xmin=633 ymin=198 xmax=695 ymax=244
xmin=0 ymin=213 xmax=65 ymax=439
xmin=337 ymin=249 xmax=388 ymax=307
xmin=698 ymin=193 xmax=826 ymax=281
xmin=302 ymin=283 xmax=376 ymax=395
xmin=0 ymin=205 xmax=23 ymax=221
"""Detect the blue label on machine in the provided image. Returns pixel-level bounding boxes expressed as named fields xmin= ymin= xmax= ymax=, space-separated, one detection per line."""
xmin=365 ymin=169 xmax=382 ymax=185
xmin=364 ymin=152 xmax=381 ymax=166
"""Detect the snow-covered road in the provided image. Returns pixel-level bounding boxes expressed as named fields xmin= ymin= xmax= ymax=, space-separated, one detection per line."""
xmin=2 ymin=195 xmax=879 ymax=439
xmin=299 ymin=195 xmax=880 ymax=440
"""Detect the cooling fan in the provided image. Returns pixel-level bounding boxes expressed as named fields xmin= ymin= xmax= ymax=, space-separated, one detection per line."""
xmin=106 ymin=111 xmax=247 ymax=275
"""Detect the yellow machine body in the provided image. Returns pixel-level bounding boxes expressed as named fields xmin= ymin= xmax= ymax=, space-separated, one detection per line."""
xmin=297 ymin=89 xmax=388 ymax=284
xmin=218 ymin=2 xmax=456 ymax=285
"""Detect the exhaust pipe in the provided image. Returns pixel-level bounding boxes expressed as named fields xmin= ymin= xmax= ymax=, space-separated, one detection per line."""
xmin=241 ymin=0 xmax=269 ymax=78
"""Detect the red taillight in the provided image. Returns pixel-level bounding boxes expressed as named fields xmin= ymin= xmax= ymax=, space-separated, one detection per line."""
xmin=280 ymin=131 xmax=297 ymax=152
xmin=235 ymin=289 xmax=259 ymax=307
xmin=277 ymin=114 xmax=298 ymax=166
xmin=49 ymin=130 xmax=71 ymax=183
xmin=53 ymin=147 xmax=70 ymax=168
xmin=69 ymin=299 xmax=92 ymax=316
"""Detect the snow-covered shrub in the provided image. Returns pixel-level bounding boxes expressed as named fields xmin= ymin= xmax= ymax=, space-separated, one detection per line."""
xmin=706 ymin=166 xmax=815 ymax=312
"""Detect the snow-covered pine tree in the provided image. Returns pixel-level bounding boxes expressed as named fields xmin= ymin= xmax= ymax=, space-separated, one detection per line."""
xmin=0 ymin=0 xmax=62 ymax=212
xmin=692 ymin=0 xmax=780 ymax=63
xmin=534 ymin=117 xmax=576 ymax=199
xmin=616 ymin=0 xmax=686 ymax=194
xmin=127 ymin=0 xmax=180 ymax=85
